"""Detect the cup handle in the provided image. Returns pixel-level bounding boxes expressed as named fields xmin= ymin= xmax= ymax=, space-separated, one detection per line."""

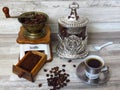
xmin=101 ymin=66 xmax=109 ymax=72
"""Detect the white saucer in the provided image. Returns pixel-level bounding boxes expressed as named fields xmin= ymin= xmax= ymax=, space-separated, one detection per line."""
xmin=76 ymin=62 xmax=110 ymax=85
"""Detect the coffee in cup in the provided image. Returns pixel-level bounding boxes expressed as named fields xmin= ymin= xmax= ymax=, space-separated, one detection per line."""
xmin=84 ymin=55 xmax=108 ymax=80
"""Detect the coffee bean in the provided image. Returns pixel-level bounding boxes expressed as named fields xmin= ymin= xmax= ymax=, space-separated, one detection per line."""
xmin=60 ymin=84 xmax=64 ymax=87
xmin=67 ymin=74 xmax=70 ymax=77
xmin=62 ymin=64 xmax=66 ymax=67
xmin=54 ymin=66 xmax=59 ymax=71
xmin=73 ymin=65 xmax=76 ymax=68
xmin=68 ymin=59 xmax=72 ymax=63
xmin=46 ymin=74 xmax=49 ymax=77
xmin=58 ymin=70 xmax=62 ymax=73
xmin=49 ymin=70 xmax=52 ymax=73
xmin=38 ymin=83 xmax=42 ymax=87
xmin=62 ymin=69 xmax=65 ymax=72
xmin=44 ymin=69 xmax=48 ymax=72
xmin=63 ymin=83 xmax=67 ymax=86
xmin=66 ymin=79 xmax=70 ymax=82
xmin=50 ymin=75 xmax=53 ymax=77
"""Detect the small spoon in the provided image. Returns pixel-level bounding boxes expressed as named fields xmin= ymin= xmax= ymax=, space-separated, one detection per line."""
xmin=94 ymin=42 xmax=113 ymax=51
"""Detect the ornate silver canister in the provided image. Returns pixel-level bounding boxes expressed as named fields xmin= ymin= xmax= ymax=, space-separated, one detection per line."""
xmin=56 ymin=2 xmax=89 ymax=59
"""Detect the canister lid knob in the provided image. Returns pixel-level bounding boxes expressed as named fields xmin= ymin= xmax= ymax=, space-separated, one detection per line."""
xmin=68 ymin=2 xmax=79 ymax=21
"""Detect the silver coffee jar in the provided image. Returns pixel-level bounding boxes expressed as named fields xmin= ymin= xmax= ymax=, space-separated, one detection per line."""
xmin=56 ymin=2 xmax=89 ymax=59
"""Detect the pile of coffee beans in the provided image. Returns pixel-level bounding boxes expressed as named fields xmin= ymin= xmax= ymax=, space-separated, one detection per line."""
xmin=21 ymin=13 xmax=47 ymax=24
xmin=46 ymin=66 xmax=70 ymax=90
xmin=38 ymin=59 xmax=77 ymax=90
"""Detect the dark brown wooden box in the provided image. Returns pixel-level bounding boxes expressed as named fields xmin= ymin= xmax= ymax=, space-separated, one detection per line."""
xmin=13 ymin=51 xmax=47 ymax=82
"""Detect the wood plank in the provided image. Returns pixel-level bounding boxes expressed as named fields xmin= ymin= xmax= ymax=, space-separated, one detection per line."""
xmin=1 ymin=0 xmax=120 ymax=34
xmin=1 ymin=1 xmax=120 ymax=23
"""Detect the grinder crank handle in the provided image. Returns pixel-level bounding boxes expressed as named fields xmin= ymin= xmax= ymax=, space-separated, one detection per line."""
xmin=2 ymin=7 xmax=33 ymax=19
xmin=2 ymin=7 xmax=11 ymax=18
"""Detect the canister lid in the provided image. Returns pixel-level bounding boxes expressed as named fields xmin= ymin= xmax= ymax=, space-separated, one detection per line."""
xmin=58 ymin=2 xmax=89 ymax=27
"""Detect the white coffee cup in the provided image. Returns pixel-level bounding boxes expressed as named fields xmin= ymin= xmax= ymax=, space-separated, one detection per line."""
xmin=84 ymin=55 xmax=108 ymax=80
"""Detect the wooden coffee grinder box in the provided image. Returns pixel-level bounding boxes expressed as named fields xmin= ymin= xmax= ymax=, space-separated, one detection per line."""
xmin=13 ymin=51 xmax=47 ymax=82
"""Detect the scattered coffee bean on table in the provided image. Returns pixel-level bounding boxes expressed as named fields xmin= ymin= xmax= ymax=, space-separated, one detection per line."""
xmin=62 ymin=64 xmax=66 ymax=67
xmin=73 ymin=65 xmax=76 ymax=68
xmin=44 ymin=69 xmax=48 ymax=72
xmin=66 ymin=79 xmax=70 ymax=82
xmin=38 ymin=83 xmax=42 ymax=87
xmin=68 ymin=59 xmax=72 ymax=63
xmin=46 ymin=66 xmax=70 ymax=90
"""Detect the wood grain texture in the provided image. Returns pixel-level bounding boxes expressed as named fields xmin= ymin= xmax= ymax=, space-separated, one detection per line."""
xmin=0 ymin=0 xmax=120 ymax=33
xmin=1 ymin=0 xmax=120 ymax=23
xmin=0 ymin=32 xmax=120 ymax=90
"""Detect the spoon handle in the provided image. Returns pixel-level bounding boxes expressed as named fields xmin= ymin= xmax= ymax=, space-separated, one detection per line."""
xmin=100 ymin=42 xmax=113 ymax=48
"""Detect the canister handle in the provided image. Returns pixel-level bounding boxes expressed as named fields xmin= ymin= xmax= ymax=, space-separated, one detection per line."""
xmin=68 ymin=2 xmax=79 ymax=20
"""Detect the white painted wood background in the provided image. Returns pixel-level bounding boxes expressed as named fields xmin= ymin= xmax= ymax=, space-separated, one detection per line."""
xmin=0 ymin=0 xmax=120 ymax=34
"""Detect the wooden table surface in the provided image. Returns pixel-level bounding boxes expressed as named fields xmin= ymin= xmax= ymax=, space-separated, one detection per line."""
xmin=0 ymin=32 xmax=120 ymax=90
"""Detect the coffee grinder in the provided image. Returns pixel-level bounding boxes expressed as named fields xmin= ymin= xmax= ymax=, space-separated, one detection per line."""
xmin=3 ymin=7 xmax=53 ymax=82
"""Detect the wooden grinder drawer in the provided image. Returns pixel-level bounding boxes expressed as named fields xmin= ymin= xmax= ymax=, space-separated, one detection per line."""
xmin=13 ymin=51 xmax=47 ymax=82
